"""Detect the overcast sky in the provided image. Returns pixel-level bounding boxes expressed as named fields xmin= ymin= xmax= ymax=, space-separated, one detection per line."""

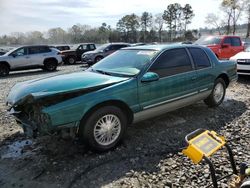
xmin=0 ymin=0 xmax=231 ymax=35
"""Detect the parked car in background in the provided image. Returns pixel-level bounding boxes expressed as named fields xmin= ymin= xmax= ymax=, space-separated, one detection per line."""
xmin=7 ymin=44 xmax=237 ymax=151
xmin=0 ymin=50 xmax=6 ymax=56
xmin=0 ymin=45 xmax=62 ymax=76
xmin=195 ymin=35 xmax=244 ymax=59
xmin=81 ymin=43 xmax=130 ymax=65
xmin=243 ymin=41 xmax=250 ymax=50
xmin=61 ymin=43 xmax=96 ymax=64
xmin=230 ymin=46 xmax=250 ymax=75
xmin=131 ymin=43 xmax=146 ymax=46
xmin=49 ymin=45 xmax=70 ymax=51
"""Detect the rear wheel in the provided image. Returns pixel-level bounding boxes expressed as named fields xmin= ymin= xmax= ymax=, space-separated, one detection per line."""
xmin=79 ymin=106 xmax=127 ymax=152
xmin=95 ymin=56 xmax=103 ymax=63
xmin=0 ymin=64 xmax=10 ymax=76
xmin=67 ymin=56 xmax=76 ymax=65
xmin=43 ymin=60 xmax=57 ymax=71
xmin=204 ymin=78 xmax=226 ymax=107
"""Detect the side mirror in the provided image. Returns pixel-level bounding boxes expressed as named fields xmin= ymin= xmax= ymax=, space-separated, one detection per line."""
xmin=222 ymin=43 xmax=230 ymax=48
xmin=141 ymin=72 xmax=159 ymax=83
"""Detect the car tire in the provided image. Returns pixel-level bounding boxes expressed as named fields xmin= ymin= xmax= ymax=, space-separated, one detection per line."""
xmin=67 ymin=56 xmax=76 ymax=65
xmin=79 ymin=106 xmax=127 ymax=152
xmin=95 ymin=56 xmax=103 ymax=63
xmin=204 ymin=78 xmax=226 ymax=107
xmin=43 ymin=60 xmax=57 ymax=71
xmin=0 ymin=64 xmax=10 ymax=77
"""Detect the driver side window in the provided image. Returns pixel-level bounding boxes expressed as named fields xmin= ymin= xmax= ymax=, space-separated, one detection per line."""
xmin=11 ymin=47 xmax=27 ymax=57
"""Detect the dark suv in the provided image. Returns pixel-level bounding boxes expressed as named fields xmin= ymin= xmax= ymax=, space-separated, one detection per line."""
xmin=49 ymin=45 xmax=70 ymax=51
xmin=81 ymin=43 xmax=131 ymax=65
xmin=61 ymin=43 xmax=96 ymax=64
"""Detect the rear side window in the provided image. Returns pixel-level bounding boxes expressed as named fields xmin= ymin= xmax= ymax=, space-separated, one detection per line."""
xmin=231 ymin=38 xmax=241 ymax=46
xmin=189 ymin=48 xmax=211 ymax=69
xmin=39 ymin=46 xmax=51 ymax=53
xmin=149 ymin=48 xmax=193 ymax=78
xmin=29 ymin=46 xmax=50 ymax=54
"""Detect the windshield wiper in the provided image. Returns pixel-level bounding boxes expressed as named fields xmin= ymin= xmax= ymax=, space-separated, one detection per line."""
xmin=93 ymin=69 xmax=111 ymax=75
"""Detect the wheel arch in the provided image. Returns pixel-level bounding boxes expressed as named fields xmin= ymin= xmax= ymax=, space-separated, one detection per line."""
xmin=80 ymin=100 xmax=134 ymax=127
xmin=0 ymin=61 xmax=11 ymax=68
xmin=216 ymin=73 xmax=229 ymax=87
xmin=43 ymin=57 xmax=58 ymax=65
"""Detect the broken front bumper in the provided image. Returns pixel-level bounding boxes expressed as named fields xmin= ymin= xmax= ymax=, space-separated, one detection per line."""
xmin=8 ymin=106 xmax=51 ymax=137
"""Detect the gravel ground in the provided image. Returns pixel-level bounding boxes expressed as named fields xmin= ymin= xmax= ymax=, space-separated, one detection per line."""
xmin=0 ymin=64 xmax=249 ymax=188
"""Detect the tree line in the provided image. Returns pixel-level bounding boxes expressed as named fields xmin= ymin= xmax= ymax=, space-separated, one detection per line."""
xmin=0 ymin=3 xmax=195 ymax=45
xmin=1 ymin=0 xmax=250 ymax=46
xmin=205 ymin=0 xmax=250 ymax=36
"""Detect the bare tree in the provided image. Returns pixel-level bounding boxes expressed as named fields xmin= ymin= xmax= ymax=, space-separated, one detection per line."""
xmin=205 ymin=13 xmax=222 ymax=35
xmin=221 ymin=0 xmax=244 ymax=35
xmin=154 ymin=13 xmax=164 ymax=42
xmin=245 ymin=0 xmax=250 ymax=37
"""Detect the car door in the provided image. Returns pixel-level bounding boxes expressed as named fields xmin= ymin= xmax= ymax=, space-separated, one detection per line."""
xmin=8 ymin=47 xmax=30 ymax=69
xmin=220 ymin=37 xmax=232 ymax=59
xmin=138 ymin=48 xmax=197 ymax=109
xmin=76 ymin=44 xmax=87 ymax=59
xmin=188 ymin=47 xmax=214 ymax=93
xmin=27 ymin=46 xmax=44 ymax=66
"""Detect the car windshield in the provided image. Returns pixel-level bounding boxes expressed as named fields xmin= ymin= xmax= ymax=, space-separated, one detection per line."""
xmin=5 ymin=47 xmax=19 ymax=55
xmin=195 ymin=36 xmax=221 ymax=45
xmin=91 ymin=49 xmax=159 ymax=77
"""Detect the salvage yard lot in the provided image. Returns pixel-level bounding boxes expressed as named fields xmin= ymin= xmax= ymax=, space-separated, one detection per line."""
xmin=0 ymin=65 xmax=249 ymax=188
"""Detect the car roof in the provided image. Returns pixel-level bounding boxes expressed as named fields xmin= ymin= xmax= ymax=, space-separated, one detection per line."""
xmin=109 ymin=43 xmax=130 ymax=45
xmin=123 ymin=44 xmax=207 ymax=51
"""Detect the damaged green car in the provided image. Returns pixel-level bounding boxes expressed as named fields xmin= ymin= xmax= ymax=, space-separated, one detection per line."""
xmin=6 ymin=45 xmax=237 ymax=151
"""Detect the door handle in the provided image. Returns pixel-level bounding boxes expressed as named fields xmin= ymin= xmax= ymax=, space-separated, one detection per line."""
xmin=191 ymin=76 xmax=197 ymax=80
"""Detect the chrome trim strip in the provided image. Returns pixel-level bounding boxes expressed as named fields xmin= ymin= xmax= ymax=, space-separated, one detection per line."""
xmin=133 ymin=90 xmax=211 ymax=123
xmin=143 ymin=91 xmax=198 ymax=110
xmin=199 ymin=88 xmax=208 ymax=92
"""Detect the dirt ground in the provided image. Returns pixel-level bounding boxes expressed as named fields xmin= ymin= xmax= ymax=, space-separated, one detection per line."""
xmin=0 ymin=65 xmax=249 ymax=188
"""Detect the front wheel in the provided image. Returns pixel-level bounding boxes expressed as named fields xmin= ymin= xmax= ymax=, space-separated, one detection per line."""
xmin=79 ymin=106 xmax=127 ymax=152
xmin=204 ymin=78 xmax=226 ymax=107
xmin=0 ymin=64 xmax=10 ymax=77
xmin=95 ymin=56 xmax=103 ymax=63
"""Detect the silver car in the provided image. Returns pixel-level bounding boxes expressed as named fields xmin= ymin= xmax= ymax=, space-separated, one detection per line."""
xmin=81 ymin=43 xmax=130 ymax=65
xmin=0 ymin=45 xmax=62 ymax=76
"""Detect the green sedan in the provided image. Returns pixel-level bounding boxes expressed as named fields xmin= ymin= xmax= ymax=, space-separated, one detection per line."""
xmin=6 ymin=44 xmax=237 ymax=151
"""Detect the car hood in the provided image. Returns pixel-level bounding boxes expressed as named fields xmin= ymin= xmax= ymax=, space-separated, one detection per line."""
xmin=230 ymin=51 xmax=250 ymax=59
xmin=7 ymin=71 xmax=129 ymax=106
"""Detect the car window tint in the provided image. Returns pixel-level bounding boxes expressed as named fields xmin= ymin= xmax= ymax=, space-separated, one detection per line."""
xmin=231 ymin=38 xmax=241 ymax=46
xmin=29 ymin=47 xmax=41 ymax=54
xmin=223 ymin=38 xmax=231 ymax=45
xmin=39 ymin=46 xmax=51 ymax=53
xmin=149 ymin=48 xmax=193 ymax=78
xmin=189 ymin=48 xmax=211 ymax=69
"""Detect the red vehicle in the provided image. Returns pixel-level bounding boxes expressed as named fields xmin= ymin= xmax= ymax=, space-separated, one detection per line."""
xmin=195 ymin=35 xmax=244 ymax=59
